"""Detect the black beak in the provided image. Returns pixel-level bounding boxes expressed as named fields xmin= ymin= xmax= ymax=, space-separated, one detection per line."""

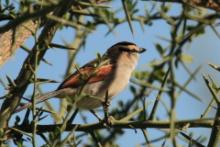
xmin=139 ymin=48 xmax=146 ymax=53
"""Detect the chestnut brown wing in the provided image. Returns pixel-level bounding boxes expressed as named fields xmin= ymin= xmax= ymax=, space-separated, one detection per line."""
xmin=58 ymin=64 xmax=114 ymax=89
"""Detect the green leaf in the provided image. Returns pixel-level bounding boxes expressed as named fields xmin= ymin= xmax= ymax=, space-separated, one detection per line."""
xmin=155 ymin=43 xmax=164 ymax=55
xmin=129 ymin=85 xmax=136 ymax=94
xmin=6 ymin=0 xmax=9 ymax=6
xmin=180 ymin=53 xmax=193 ymax=63
xmin=50 ymin=43 xmax=76 ymax=50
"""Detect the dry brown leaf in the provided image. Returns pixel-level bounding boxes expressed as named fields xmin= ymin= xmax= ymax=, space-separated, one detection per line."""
xmin=0 ymin=20 xmax=37 ymax=66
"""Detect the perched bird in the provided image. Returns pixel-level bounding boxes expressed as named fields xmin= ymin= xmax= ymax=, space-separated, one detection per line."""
xmin=15 ymin=41 xmax=146 ymax=112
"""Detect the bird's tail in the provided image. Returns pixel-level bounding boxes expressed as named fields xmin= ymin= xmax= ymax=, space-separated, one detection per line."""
xmin=14 ymin=89 xmax=67 ymax=113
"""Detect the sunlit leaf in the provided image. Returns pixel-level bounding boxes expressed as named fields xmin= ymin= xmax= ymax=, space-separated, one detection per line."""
xmin=180 ymin=53 xmax=193 ymax=63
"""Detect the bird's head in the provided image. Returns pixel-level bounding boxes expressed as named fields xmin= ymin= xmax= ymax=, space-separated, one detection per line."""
xmin=106 ymin=41 xmax=146 ymax=64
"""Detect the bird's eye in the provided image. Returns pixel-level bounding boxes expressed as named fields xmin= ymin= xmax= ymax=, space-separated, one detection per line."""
xmin=119 ymin=47 xmax=137 ymax=53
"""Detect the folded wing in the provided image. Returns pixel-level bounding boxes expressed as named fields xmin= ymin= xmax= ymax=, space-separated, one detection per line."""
xmin=58 ymin=64 xmax=114 ymax=89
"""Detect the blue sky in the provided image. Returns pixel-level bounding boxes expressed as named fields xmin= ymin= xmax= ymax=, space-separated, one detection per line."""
xmin=1 ymin=1 xmax=220 ymax=146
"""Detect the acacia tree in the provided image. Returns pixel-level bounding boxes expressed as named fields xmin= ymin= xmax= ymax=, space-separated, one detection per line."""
xmin=0 ymin=0 xmax=219 ymax=146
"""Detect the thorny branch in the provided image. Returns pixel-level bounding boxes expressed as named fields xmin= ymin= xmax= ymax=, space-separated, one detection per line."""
xmin=0 ymin=0 xmax=77 ymax=129
xmin=12 ymin=118 xmax=219 ymax=133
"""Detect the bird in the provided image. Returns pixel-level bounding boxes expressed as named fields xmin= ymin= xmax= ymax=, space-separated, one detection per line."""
xmin=15 ymin=41 xmax=146 ymax=112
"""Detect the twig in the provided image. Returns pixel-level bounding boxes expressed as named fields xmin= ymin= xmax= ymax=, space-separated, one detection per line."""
xmin=141 ymin=129 xmax=152 ymax=147
xmin=0 ymin=0 xmax=77 ymax=129
xmin=103 ymin=90 xmax=111 ymax=125
xmin=12 ymin=118 xmax=218 ymax=133
xmin=90 ymin=131 xmax=103 ymax=147
xmin=148 ymin=67 xmax=170 ymax=120
xmin=179 ymin=132 xmax=205 ymax=147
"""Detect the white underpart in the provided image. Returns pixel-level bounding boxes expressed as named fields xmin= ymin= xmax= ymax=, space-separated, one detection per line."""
xmin=76 ymin=54 xmax=139 ymax=109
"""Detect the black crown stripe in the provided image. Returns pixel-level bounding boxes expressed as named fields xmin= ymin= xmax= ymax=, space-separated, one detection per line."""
xmin=113 ymin=41 xmax=136 ymax=47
